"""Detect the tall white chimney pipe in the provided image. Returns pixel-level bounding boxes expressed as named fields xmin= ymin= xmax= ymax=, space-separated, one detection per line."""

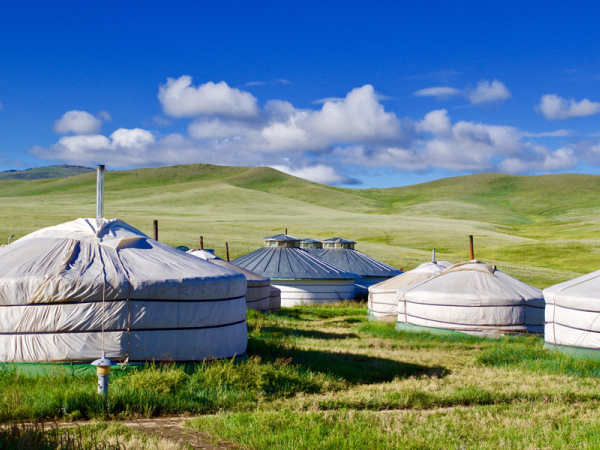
xmin=432 ymin=248 xmax=436 ymax=263
xmin=96 ymin=165 xmax=105 ymax=221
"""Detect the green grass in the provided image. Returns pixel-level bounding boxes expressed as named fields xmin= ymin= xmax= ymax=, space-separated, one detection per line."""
xmin=1 ymin=164 xmax=600 ymax=287
xmin=4 ymin=303 xmax=600 ymax=448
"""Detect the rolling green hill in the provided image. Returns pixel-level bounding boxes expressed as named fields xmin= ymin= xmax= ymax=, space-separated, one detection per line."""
xmin=0 ymin=163 xmax=598 ymax=288
xmin=0 ymin=164 xmax=93 ymax=180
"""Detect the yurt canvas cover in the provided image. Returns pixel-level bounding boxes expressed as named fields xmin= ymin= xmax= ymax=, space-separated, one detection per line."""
xmin=232 ymin=234 xmax=356 ymax=307
xmin=268 ymin=285 xmax=281 ymax=311
xmin=544 ymin=269 xmax=600 ymax=357
xmin=188 ymin=249 xmax=271 ymax=311
xmin=0 ymin=218 xmax=248 ymax=363
xmin=368 ymin=260 xmax=452 ymax=321
xmin=396 ymin=261 xmax=544 ymax=335
xmin=314 ymin=238 xmax=401 ymax=297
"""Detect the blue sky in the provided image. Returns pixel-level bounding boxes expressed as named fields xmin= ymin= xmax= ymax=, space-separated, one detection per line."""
xmin=1 ymin=1 xmax=599 ymax=188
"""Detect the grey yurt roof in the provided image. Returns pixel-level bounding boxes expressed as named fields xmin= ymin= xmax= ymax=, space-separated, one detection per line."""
xmin=301 ymin=238 xmax=322 ymax=244
xmin=232 ymin=234 xmax=356 ymax=280
xmin=188 ymin=249 xmax=269 ymax=284
xmin=314 ymin=238 xmax=401 ymax=278
xmin=264 ymin=234 xmax=301 ymax=242
xmin=323 ymin=237 xmax=357 ymax=244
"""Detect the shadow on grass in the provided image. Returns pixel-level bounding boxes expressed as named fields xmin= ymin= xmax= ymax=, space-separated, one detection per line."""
xmin=248 ymin=336 xmax=449 ymax=384
xmin=268 ymin=308 xmax=366 ymax=322
xmin=260 ymin=326 xmax=358 ymax=341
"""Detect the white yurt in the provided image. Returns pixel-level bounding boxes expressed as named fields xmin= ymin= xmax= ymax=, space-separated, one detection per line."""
xmin=314 ymin=238 xmax=402 ymax=298
xmin=0 ymin=218 xmax=248 ymax=363
xmin=188 ymin=248 xmax=271 ymax=311
xmin=368 ymin=252 xmax=453 ymax=321
xmin=396 ymin=260 xmax=545 ymax=336
xmin=232 ymin=234 xmax=357 ymax=307
xmin=544 ymin=270 xmax=600 ymax=358
xmin=268 ymin=285 xmax=282 ymax=311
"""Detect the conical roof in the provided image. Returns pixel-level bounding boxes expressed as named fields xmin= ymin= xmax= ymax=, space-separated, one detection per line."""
xmin=399 ymin=261 xmax=542 ymax=303
xmin=314 ymin=240 xmax=401 ymax=278
xmin=232 ymin=245 xmax=356 ymax=280
xmin=188 ymin=249 xmax=269 ymax=284
xmin=544 ymin=269 xmax=600 ymax=308
xmin=0 ymin=218 xmax=247 ymax=362
xmin=370 ymin=260 xmax=453 ymax=293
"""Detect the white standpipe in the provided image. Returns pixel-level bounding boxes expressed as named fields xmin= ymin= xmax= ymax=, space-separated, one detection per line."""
xmin=96 ymin=165 xmax=105 ymax=221
xmin=432 ymin=248 xmax=436 ymax=263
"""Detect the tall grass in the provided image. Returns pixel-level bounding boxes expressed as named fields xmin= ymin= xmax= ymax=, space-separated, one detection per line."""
xmin=0 ymin=354 xmax=341 ymax=422
xmin=478 ymin=341 xmax=600 ymax=378
xmin=0 ymin=422 xmax=120 ymax=450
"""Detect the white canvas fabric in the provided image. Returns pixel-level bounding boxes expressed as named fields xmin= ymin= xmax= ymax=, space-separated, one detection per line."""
xmin=368 ymin=261 xmax=453 ymax=321
xmin=0 ymin=218 xmax=248 ymax=363
xmin=188 ymin=249 xmax=271 ymax=311
xmin=272 ymin=280 xmax=356 ymax=307
xmin=544 ymin=269 xmax=600 ymax=350
xmin=268 ymin=286 xmax=281 ymax=311
xmin=396 ymin=261 xmax=544 ymax=335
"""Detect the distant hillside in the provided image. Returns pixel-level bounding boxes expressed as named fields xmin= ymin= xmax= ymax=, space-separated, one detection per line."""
xmin=0 ymin=163 xmax=598 ymax=288
xmin=0 ymin=164 xmax=93 ymax=180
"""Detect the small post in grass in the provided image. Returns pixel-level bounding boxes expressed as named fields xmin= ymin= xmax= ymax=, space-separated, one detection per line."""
xmin=200 ymin=236 xmax=204 ymax=250
xmin=153 ymin=220 xmax=158 ymax=241
xmin=226 ymin=242 xmax=230 ymax=262
xmin=91 ymin=353 xmax=116 ymax=396
xmin=469 ymin=235 xmax=475 ymax=260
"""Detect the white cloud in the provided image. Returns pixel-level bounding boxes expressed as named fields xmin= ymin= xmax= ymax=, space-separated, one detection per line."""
xmin=188 ymin=118 xmax=254 ymax=140
xmin=303 ymin=85 xmax=401 ymax=143
xmin=413 ymin=79 xmax=511 ymax=105
xmin=538 ymin=94 xmax=600 ymax=120
xmin=417 ymin=109 xmax=451 ymax=134
xmin=31 ymin=128 xmax=156 ymax=166
xmin=53 ymin=110 xmax=103 ymax=135
xmin=243 ymin=79 xmax=291 ymax=87
xmin=413 ymin=87 xmax=462 ymax=99
xmin=97 ymin=110 xmax=112 ymax=121
xmin=468 ymin=79 xmax=512 ymax=104
xmin=521 ymin=129 xmax=574 ymax=137
xmin=158 ymin=76 xmax=260 ymax=118
xmin=270 ymin=164 xmax=360 ymax=185
xmin=153 ymin=116 xmax=171 ymax=127
xmin=31 ymin=80 xmax=587 ymax=181
xmin=312 ymin=97 xmax=346 ymax=104
xmin=497 ymin=147 xmax=577 ymax=174
xmin=333 ymin=109 xmax=575 ymax=174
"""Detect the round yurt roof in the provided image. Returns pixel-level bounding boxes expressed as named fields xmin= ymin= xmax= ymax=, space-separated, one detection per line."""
xmin=398 ymin=260 xmax=543 ymax=305
xmin=232 ymin=235 xmax=356 ymax=280
xmin=188 ymin=249 xmax=270 ymax=284
xmin=0 ymin=218 xmax=247 ymax=362
xmin=301 ymin=238 xmax=322 ymax=244
xmin=314 ymin=238 xmax=401 ymax=278
xmin=370 ymin=260 xmax=453 ymax=293
xmin=544 ymin=270 xmax=600 ymax=308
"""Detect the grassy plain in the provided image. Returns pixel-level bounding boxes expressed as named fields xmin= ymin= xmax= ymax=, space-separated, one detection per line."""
xmin=1 ymin=164 xmax=600 ymax=447
xmin=0 ymin=163 xmax=599 ymax=288
xmin=3 ymin=305 xmax=600 ymax=448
